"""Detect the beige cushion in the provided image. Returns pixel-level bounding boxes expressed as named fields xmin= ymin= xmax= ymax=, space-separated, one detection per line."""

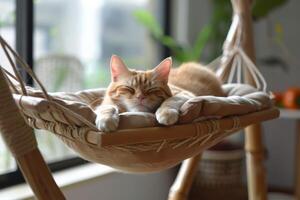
xmin=13 ymin=83 xmax=273 ymax=130
xmin=179 ymin=84 xmax=272 ymax=123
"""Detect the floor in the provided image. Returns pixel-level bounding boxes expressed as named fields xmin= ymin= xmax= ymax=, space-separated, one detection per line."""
xmin=269 ymin=193 xmax=294 ymax=200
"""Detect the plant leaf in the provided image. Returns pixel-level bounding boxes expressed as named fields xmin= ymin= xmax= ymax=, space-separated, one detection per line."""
xmin=252 ymin=0 xmax=288 ymax=20
xmin=191 ymin=25 xmax=213 ymax=61
xmin=53 ymin=66 xmax=69 ymax=91
xmin=133 ymin=10 xmax=185 ymax=62
xmin=133 ymin=10 xmax=163 ymax=38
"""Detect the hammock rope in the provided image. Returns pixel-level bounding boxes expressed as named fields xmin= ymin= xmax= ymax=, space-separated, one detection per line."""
xmin=0 ymin=69 xmax=37 ymax=157
xmin=0 ymin=36 xmax=99 ymax=131
xmin=211 ymin=9 xmax=268 ymax=93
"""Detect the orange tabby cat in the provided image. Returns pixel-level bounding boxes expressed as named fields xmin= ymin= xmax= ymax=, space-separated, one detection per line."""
xmin=95 ymin=55 xmax=224 ymax=132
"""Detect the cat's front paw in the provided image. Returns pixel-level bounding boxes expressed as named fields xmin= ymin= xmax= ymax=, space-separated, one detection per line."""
xmin=96 ymin=115 xmax=119 ymax=132
xmin=156 ymin=108 xmax=179 ymax=126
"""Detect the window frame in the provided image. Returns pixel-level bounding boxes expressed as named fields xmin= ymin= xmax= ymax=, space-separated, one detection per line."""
xmin=0 ymin=0 xmax=171 ymax=189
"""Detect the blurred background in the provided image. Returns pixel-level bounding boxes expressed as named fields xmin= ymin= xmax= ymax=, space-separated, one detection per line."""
xmin=0 ymin=0 xmax=299 ymax=199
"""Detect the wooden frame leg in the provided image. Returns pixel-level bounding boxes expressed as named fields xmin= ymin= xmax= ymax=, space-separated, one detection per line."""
xmin=234 ymin=0 xmax=268 ymax=198
xmin=168 ymin=154 xmax=201 ymax=200
xmin=245 ymin=124 xmax=267 ymax=200
xmin=16 ymin=149 xmax=65 ymax=200
xmin=0 ymin=69 xmax=64 ymax=200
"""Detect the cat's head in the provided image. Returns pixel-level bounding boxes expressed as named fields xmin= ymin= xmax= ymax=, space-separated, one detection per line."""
xmin=107 ymin=55 xmax=172 ymax=113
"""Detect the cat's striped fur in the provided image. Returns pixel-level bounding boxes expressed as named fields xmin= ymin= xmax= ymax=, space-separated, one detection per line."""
xmin=95 ymin=55 xmax=224 ymax=132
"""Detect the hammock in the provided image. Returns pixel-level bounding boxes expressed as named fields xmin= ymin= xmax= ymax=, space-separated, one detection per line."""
xmin=0 ymin=0 xmax=279 ymax=174
xmin=0 ymin=36 xmax=278 ymax=173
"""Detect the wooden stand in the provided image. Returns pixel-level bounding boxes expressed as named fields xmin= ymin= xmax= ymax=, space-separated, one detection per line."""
xmin=0 ymin=69 xmax=65 ymax=200
xmin=168 ymin=155 xmax=201 ymax=200
xmin=16 ymin=149 xmax=65 ymax=200
xmin=241 ymin=0 xmax=267 ymax=198
xmin=168 ymin=0 xmax=268 ymax=199
xmin=245 ymin=124 xmax=267 ymax=200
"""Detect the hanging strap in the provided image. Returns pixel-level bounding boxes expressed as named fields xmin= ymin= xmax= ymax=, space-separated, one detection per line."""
xmin=215 ymin=47 xmax=268 ymax=92
xmin=210 ymin=4 xmax=268 ymax=93
xmin=0 ymin=35 xmax=98 ymax=131
xmin=0 ymin=69 xmax=37 ymax=157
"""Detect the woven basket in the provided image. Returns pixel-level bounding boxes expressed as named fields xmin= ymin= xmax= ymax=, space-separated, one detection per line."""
xmin=189 ymin=142 xmax=247 ymax=200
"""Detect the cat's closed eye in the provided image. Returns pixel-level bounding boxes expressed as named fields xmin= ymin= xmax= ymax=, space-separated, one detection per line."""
xmin=117 ymin=86 xmax=135 ymax=95
xmin=146 ymin=88 xmax=159 ymax=94
xmin=146 ymin=88 xmax=165 ymax=97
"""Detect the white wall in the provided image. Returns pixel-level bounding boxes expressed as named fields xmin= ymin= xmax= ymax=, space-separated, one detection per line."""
xmin=255 ymin=0 xmax=300 ymax=189
xmin=172 ymin=0 xmax=300 ymax=189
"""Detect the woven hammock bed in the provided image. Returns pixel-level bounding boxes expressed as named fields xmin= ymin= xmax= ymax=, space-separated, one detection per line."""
xmin=17 ymin=83 xmax=278 ymax=172
xmin=0 ymin=35 xmax=279 ymax=173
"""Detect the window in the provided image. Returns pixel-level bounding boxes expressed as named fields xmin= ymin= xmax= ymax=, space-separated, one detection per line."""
xmin=0 ymin=0 xmax=17 ymax=175
xmin=0 ymin=0 xmax=168 ymax=188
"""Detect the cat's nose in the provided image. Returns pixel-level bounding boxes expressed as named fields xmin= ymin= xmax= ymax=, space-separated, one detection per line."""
xmin=137 ymin=94 xmax=146 ymax=101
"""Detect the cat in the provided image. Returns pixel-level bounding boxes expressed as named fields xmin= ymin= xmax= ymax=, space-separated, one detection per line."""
xmin=95 ymin=55 xmax=224 ymax=132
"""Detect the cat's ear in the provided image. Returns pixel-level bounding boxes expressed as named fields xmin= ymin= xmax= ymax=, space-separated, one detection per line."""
xmin=152 ymin=57 xmax=172 ymax=82
xmin=110 ymin=55 xmax=130 ymax=82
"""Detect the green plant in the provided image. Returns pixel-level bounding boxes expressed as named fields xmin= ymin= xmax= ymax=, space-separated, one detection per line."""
xmin=53 ymin=66 xmax=69 ymax=91
xmin=252 ymin=0 xmax=288 ymax=20
xmin=133 ymin=0 xmax=288 ymax=63
xmin=133 ymin=10 xmax=212 ymax=63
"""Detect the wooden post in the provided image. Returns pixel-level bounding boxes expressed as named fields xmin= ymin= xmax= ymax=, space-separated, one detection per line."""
xmin=16 ymin=149 xmax=66 ymax=200
xmin=245 ymin=125 xmax=267 ymax=200
xmin=168 ymin=155 xmax=201 ymax=200
xmin=235 ymin=0 xmax=268 ymax=199
xmin=0 ymin=69 xmax=65 ymax=200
